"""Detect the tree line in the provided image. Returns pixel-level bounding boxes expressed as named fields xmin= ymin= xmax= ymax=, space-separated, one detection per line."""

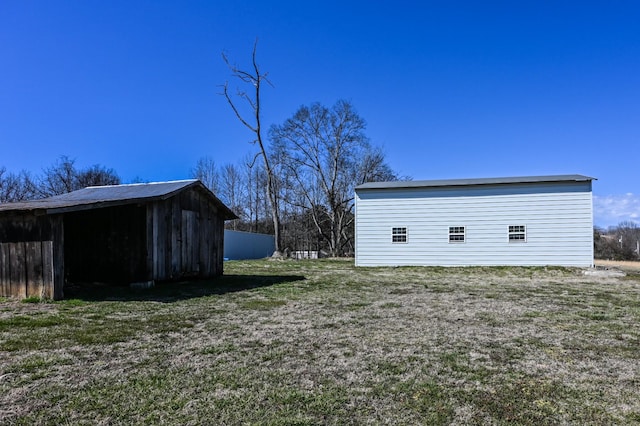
xmin=215 ymin=41 xmax=404 ymax=257
xmin=594 ymin=222 xmax=640 ymax=261
xmin=191 ymin=98 xmax=402 ymax=257
xmin=0 ymin=156 xmax=119 ymax=203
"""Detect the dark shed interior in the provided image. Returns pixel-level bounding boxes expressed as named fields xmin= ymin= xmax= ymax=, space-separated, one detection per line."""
xmin=64 ymin=204 xmax=147 ymax=284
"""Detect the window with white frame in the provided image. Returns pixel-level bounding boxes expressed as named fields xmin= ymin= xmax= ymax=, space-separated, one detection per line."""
xmin=392 ymin=227 xmax=407 ymax=243
xmin=508 ymin=225 xmax=526 ymax=242
xmin=449 ymin=226 xmax=465 ymax=243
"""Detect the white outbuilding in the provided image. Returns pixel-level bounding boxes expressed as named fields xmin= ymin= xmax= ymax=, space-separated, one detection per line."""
xmin=354 ymin=175 xmax=595 ymax=267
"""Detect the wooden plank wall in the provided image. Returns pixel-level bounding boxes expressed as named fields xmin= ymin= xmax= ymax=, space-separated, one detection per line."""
xmin=148 ymin=186 xmax=225 ymax=281
xmin=0 ymin=243 xmax=10 ymax=297
xmin=0 ymin=241 xmax=54 ymax=299
xmin=181 ymin=210 xmax=199 ymax=275
xmin=50 ymin=215 xmax=64 ymax=300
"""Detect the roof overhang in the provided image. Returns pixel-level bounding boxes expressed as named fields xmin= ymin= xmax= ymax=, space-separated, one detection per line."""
xmin=0 ymin=180 xmax=238 ymax=220
xmin=356 ymin=174 xmax=596 ymax=191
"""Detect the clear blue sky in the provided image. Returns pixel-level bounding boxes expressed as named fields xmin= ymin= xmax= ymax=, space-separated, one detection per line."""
xmin=1 ymin=1 xmax=638 ymax=227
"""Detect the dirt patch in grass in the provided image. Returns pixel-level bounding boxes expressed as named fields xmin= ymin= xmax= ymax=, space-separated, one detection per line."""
xmin=1 ymin=260 xmax=639 ymax=424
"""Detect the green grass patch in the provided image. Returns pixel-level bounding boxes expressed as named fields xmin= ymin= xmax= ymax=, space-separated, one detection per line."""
xmin=239 ymin=299 xmax=287 ymax=310
xmin=393 ymin=379 xmax=455 ymax=424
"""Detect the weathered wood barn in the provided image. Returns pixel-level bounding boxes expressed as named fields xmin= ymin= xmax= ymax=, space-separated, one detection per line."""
xmin=355 ymin=175 xmax=595 ymax=267
xmin=0 ymin=180 xmax=237 ymax=300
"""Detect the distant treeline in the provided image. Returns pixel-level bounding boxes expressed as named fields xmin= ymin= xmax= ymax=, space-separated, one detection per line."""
xmin=191 ymin=100 xmax=406 ymax=257
xmin=0 ymin=156 xmax=119 ymax=203
xmin=594 ymin=222 xmax=640 ymax=260
xmin=5 ymin=156 xmax=634 ymax=260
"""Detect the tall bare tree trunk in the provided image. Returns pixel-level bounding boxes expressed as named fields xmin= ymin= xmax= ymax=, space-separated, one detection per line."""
xmin=222 ymin=39 xmax=282 ymax=255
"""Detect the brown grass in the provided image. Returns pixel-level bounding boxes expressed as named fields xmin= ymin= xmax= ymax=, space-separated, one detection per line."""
xmin=1 ymin=260 xmax=639 ymax=424
xmin=596 ymin=259 xmax=640 ymax=272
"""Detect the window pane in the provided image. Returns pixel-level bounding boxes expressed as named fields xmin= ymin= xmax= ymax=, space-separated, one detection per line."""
xmin=392 ymin=227 xmax=407 ymax=243
xmin=449 ymin=226 xmax=465 ymax=242
xmin=508 ymin=225 xmax=526 ymax=242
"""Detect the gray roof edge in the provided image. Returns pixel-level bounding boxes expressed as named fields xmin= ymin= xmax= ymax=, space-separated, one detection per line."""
xmin=355 ymin=174 xmax=596 ymax=191
xmin=84 ymin=179 xmax=198 ymax=189
xmin=0 ymin=179 xmax=238 ymax=219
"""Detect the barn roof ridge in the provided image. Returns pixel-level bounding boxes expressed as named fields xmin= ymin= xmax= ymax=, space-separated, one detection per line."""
xmin=0 ymin=179 xmax=237 ymax=219
xmin=85 ymin=179 xmax=198 ymax=189
xmin=356 ymin=174 xmax=596 ymax=191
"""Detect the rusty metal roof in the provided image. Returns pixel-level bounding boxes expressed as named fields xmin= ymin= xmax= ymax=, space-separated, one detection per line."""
xmin=356 ymin=174 xmax=595 ymax=191
xmin=0 ymin=179 xmax=238 ymax=219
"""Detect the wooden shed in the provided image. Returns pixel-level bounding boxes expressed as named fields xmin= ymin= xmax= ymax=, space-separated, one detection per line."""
xmin=0 ymin=180 xmax=237 ymax=300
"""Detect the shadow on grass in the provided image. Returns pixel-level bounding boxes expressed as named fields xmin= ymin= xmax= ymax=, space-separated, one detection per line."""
xmin=62 ymin=274 xmax=306 ymax=303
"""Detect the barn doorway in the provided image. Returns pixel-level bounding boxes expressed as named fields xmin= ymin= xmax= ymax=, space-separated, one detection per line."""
xmin=63 ymin=204 xmax=147 ymax=286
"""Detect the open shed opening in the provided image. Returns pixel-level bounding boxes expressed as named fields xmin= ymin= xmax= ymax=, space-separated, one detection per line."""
xmin=64 ymin=204 xmax=147 ymax=286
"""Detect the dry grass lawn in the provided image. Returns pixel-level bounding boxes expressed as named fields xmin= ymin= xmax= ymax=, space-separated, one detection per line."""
xmin=596 ymin=259 xmax=640 ymax=272
xmin=1 ymin=260 xmax=639 ymax=424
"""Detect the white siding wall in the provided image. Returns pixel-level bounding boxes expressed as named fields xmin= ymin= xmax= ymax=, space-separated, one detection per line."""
xmin=355 ymin=182 xmax=593 ymax=267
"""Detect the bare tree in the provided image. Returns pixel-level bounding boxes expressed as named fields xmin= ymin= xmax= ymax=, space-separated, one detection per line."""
xmin=243 ymin=156 xmax=269 ymax=233
xmin=595 ymin=222 xmax=640 ymax=260
xmin=76 ymin=164 xmax=120 ymax=188
xmin=270 ymin=100 xmax=399 ymax=256
xmin=219 ymin=163 xmax=245 ymax=228
xmin=0 ymin=168 xmax=36 ymax=202
xmin=221 ymin=40 xmax=282 ymax=255
xmin=36 ymin=156 xmax=120 ymax=197
xmin=616 ymin=221 xmax=640 ymax=259
xmin=191 ymin=157 xmax=221 ymax=194
xmin=38 ymin=156 xmax=78 ymax=197
xmin=1 ymin=158 xmax=119 ymax=202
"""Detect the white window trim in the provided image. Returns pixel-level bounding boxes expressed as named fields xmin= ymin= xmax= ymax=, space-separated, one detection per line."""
xmin=391 ymin=226 xmax=408 ymax=244
xmin=508 ymin=225 xmax=527 ymax=243
xmin=449 ymin=226 xmax=466 ymax=243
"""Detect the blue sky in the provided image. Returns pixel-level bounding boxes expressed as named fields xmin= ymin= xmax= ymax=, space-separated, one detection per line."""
xmin=1 ymin=1 xmax=638 ymax=227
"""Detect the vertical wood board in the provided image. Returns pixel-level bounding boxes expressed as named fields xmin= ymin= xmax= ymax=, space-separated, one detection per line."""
xmin=0 ymin=244 xmax=10 ymax=296
xmin=181 ymin=189 xmax=198 ymax=276
xmin=9 ymin=243 xmax=26 ymax=298
xmin=171 ymin=198 xmax=181 ymax=277
xmin=0 ymin=241 xmax=56 ymax=299
xmin=42 ymin=241 xmax=54 ymax=299
xmin=25 ymin=241 xmax=44 ymax=298
xmin=198 ymin=199 xmax=210 ymax=276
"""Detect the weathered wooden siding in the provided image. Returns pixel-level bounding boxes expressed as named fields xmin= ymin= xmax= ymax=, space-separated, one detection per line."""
xmin=148 ymin=187 xmax=224 ymax=281
xmin=355 ymin=181 xmax=594 ymax=267
xmin=1 ymin=182 xmax=229 ymax=298
xmin=0 ymin=214 xmax=63 ymax=299
xmin=0 ymin=241 xmax=54 ymax=298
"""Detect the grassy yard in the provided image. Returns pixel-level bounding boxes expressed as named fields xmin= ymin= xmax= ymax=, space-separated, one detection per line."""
xmin=1 ymin=260 xmax=639 ymax=425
